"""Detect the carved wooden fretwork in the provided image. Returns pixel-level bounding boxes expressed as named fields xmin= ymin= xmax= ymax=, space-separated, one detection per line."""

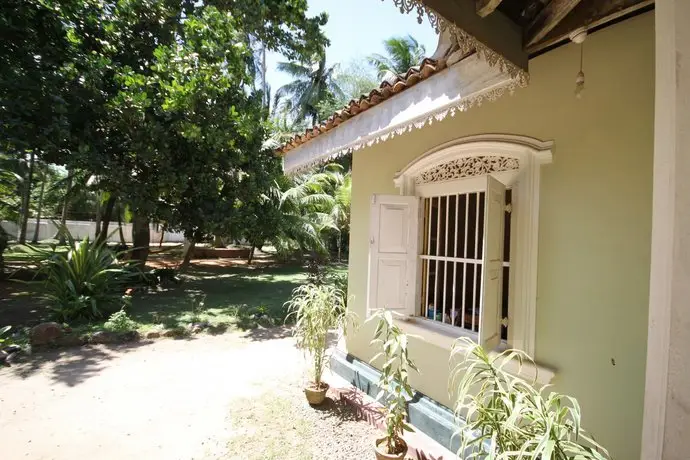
xmin=387 ymin=0 xmax=529 ymax=86
xmin=415 ymin=155 xmax=520 ymax=185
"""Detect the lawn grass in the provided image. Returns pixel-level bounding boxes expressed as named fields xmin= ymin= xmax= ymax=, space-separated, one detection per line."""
xmin=0 ymin=260 xmax=347 ymax=337
xmin=128 ymin=264 xmax=311 ymax=332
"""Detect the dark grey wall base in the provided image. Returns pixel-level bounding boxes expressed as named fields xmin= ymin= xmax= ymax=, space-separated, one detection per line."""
xmin=330 ymin=351 xmax=462 ymax=453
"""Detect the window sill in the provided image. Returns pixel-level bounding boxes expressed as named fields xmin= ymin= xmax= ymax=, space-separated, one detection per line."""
xmin=395 ymin=316 xmax=556 ymax=385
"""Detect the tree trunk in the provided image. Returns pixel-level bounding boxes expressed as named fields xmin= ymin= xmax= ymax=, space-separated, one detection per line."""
xmin=96 ymin=195 xmax=116 ymax=245
xmin=212 ymin=234 xmax=225 ymax=248
xmin=116 ymin=203 xmax=126 ymax=246
xmin=94 ymin=193 xmax=102 ymax=241
xmin=57 ymin=171 xmax=73 ymax=245
xmin=337 ymin=233 xmax=342 ymax=262
xmin=158 ymin=224 xmax=166 ymax=247
xmin=18 ymin=150 xmax=36 ymax=244
xmin=179 ymin=239 xmax=196 ymax=272
xmin=31 ymin=170 xmax=46 ymax=244
xmin=247 ymin=244 xmax=256 ymax=265
xmin=130 ymin=214 xmax=150 ymax=266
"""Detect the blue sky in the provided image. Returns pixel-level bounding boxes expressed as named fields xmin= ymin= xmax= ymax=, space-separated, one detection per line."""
xmin=265 ymin=0 xmax=439 ymax=93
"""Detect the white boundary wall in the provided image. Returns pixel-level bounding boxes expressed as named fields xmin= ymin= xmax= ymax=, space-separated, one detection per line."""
xmin=1 ymin=220 xmax=185 ymax=244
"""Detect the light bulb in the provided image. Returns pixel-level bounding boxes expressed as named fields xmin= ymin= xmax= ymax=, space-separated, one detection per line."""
xmin=575 ymin=70 xmax=585 ymax=99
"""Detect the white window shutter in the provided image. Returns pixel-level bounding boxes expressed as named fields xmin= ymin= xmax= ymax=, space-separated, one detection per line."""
xmin=368 ymin=194 xmax=419 ymax=317
xmin=479 ymin=176 xmax=506 ymax=350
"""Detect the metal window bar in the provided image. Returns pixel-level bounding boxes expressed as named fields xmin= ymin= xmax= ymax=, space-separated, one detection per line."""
xmin=469 ymin=193 xmax=476 ymax=332
xmin=419 ymin=190 xmax=503 ymax=335
xmin=442 ymin=196 xmax=450 ymax=323
xmin=424 ymin=198 xmax=433 ymax=318
xmin=452 ymin=194 xmax=459 ymax=326
xmin=461 ymin=194 xmax=469 ymax=329
xmin=433 ymin=196 xmax=441 ymax=321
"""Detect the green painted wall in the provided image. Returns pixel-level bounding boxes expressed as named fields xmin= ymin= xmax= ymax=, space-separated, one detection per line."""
xmin=345 ymin=12 xmax=654 ymax=460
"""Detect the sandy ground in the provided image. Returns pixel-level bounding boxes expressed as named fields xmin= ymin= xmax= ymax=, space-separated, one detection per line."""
xmin=0 ymin=329 xmax=314 ymax=460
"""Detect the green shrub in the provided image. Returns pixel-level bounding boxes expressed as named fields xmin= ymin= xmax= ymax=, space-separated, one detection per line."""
xmin=0 ymin=325 xmax=14 ymax=348
xmin=450 ymin=337 xmax=609 ymax=459
xmin=0 ymin=226 xmax=7 ymax=277
xmin=21 ymin=233 xmax=138 ymax=322
xmin=189 ymin=294 xmax=206 ymax=323
xmin=103 ymin=308 xmax=137 ymax=332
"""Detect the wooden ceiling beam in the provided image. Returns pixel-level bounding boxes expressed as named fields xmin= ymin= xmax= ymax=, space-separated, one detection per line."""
xmin=526 ymin=0 xmax=654 ymax=54
xmin=526 ymin=0 xmax=584 ymax=47
xmin=422 ymin=0 xmax=528 ymax=70
xmin=477 ymin=0 xmax=504 ymax=17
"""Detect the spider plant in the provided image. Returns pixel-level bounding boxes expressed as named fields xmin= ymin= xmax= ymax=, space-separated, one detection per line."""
xmin=286 ymin=283 xmax=356 ymax=394
xmin=450 ymin=337 xmax=610 ymax=459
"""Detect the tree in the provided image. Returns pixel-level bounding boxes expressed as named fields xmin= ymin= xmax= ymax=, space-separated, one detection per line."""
xmin=368 ymin=35 xmax=426 ymax=79
xmin=327 ymin=168 xmax=352 ymax=261
xmin=2 ymin=1 xmax=329 ymax=265
xmin=275 ymin=55 xmax=344 ymax=126
xmin=111 ymin=7 xmax=284 ymax=270
xmin=62 ymin=0 xmax=326 ymax=265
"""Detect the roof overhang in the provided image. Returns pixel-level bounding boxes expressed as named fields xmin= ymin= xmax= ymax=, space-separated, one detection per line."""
xmin=283 ymin=54 xmax=519 ymax=173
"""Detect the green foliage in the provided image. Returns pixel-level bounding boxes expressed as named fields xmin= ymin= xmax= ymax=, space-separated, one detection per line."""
xmin=368 ymin=309 xmax=419 ymax=455
xmin=315 ymin=62 xmax=379 ymax=121
xmin=286 ymin=283 xmax=356 ymax=386
xmin=103 ymin=303 xmax=137 ymax=333
xmin=0 ymin=325 xmax=14 ymax=348
xmin=0 ymin=225 xmax=8 ymax=276
xmin=2 ymin=0 xmax=328 ymax=264
xmin=274 ymin=164 xmax=352 ymax=259
xmin=327 ymin=271 xmax=348 ymax=298
xmin=450 ymin=337 xmax=610 ymax=459
xmin=368 ymin=35 xmax=427 ymax=79
xmin=22 ymin=234 xmax=137 ymax=322
xmin=189 ymin=294 xmax=207 ymax=324
xmin=275 ymin=55 xmax=344 ymax=126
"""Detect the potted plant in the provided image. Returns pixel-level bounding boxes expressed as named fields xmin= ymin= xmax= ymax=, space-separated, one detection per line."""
xmin=450 ymin=337 xmax=610 ymax=459
xmin=368 ymin=309 xmax=420 ymax=460
xmin=286 ymin=283 xmax=356 ymax=405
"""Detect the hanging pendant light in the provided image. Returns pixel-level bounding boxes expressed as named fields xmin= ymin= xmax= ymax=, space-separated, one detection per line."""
xmin=570 ymin=28 xmax=588 ymax=99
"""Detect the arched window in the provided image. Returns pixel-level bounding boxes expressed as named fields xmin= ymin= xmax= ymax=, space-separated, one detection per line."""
xmin=368 ymin=134 xmax=552 ymax=355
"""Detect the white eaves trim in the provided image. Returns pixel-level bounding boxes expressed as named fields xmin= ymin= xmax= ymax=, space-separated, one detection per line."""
xmin=283 ymin=54 xmax=522 ymax=173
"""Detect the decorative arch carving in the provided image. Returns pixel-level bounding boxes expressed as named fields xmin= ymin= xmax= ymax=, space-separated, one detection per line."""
xmin=394 ymin=134 xmax=553 ymax=193
xmin=415 ymin=156 xmax=520 ymax=185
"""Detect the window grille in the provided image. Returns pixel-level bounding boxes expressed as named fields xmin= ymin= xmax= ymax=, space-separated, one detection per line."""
xmin=420 ymin=190 xmax=511 ymax=339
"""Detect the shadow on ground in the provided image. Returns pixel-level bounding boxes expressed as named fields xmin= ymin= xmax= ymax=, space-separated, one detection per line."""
xmin=313 ymin=396 xmax=369 ymax=425
xmin=128 ymin=263 xmax=308 ymax=336
xmin=6 ymin=341 xmax=155 ymax=386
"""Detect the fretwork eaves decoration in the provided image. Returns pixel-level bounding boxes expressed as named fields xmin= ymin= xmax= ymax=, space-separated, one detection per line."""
xmin=385 ymin=0 xmax=529 ymax=87
xmin=415 ymin=155 xmax=520 ymax=184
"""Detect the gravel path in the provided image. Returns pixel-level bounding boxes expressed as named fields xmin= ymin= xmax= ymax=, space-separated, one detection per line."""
xmin=0 ymin=329 xmax=381 ymax=460
xmin=222 ymin=382 xmax=378 ymax=460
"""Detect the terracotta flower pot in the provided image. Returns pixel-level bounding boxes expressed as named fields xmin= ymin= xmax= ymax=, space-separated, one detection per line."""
xmin=304 ymin=382 xmax=329 ymax=405
xmin=374 ymin=437 xmax=408 ymax=460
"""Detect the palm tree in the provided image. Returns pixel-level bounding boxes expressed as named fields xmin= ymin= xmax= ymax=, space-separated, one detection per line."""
xmin=277 ymin=173 xmax=336 ymax=256
xmin=368 ymin=35 xmax=427 ymax=79
xmin=326 ymin=170 xmax=351 ymax=261
xmin=276 ymin=165 xmax=352 ymax=261
xmin=275 ymin=55 xmax=344 ymax=126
